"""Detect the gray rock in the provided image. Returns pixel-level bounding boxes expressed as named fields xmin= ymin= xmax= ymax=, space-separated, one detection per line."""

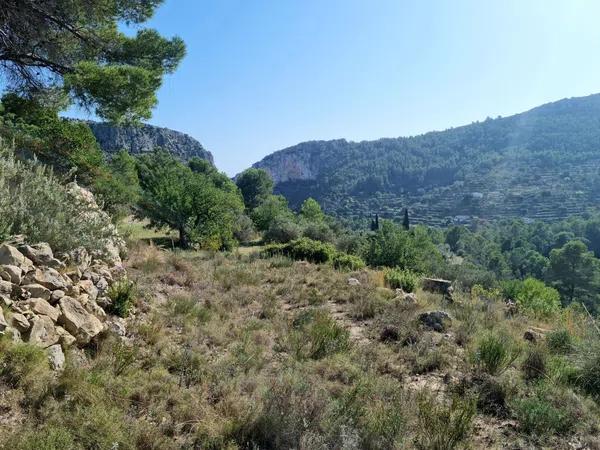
xmin=56 ymin=326 xmax=77 ymax=347
xmin=78 ymin=279 xmax=98 ymax=301
xmin=23 ymin=267 xmax=68 ymax=291
xmin=0 ymin=265 xmax=22 ymax=284
xmin=29 ymin=315 xmax=59 ymax=347
xmin=11 ymin=313 xmax=30 ymax=332
xmin=0 ymin=280 xmax=13 ymax=297
xmin=347 ymin=278 xmax=361 ymax=286
xmin=0 ymin=244 xmax=33 ymax=269
xmin=22 ymin=283 xmax=51 ymax=301
xmin=47 ymin=344 xmax=65 ymax=371
xmin=0 ymin=308 xmax=7 ymax=331
xmin=58 ymin=296 xmax=104 ymax=345
xmin=419 ymin=311 xmax=452 ymax=332
xmin=50 ymin=289 xmax=66 ymax=304
xmin=27 ymin=298 xmax=60 ymax=322
xmin=88 ymin=121 xmax=214 ymax=163
xmin=19 ymin=243 xmax=53 ymax=266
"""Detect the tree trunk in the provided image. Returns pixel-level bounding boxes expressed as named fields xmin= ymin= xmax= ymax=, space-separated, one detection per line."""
xmin=178 ymin=227 xmax=189 ymax=249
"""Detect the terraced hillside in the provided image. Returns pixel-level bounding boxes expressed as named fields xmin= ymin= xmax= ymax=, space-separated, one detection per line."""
xmin=253 ymin=94 xmax=600 ymax=226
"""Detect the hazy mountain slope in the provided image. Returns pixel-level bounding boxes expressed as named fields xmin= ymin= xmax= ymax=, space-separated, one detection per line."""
xmin=252 ymin=94 xmax=600 ymax=225
xmin=89 ymin=122 xmax=214 ymax=163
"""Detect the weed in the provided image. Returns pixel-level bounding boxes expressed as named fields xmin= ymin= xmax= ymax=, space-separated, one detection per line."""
xmin=547 ymin=329 xmax=573 ymax=354
xmin=384 ymin=268 xmax=419 ymax=292
xmin=105 ymin=278 xmax=136 ymax=317
xmin=473 ymin=331 xmax=520 ymax=375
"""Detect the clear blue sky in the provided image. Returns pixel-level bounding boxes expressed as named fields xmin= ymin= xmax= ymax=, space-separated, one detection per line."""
xmin=86 ymin=0 xmax=600 ymax=175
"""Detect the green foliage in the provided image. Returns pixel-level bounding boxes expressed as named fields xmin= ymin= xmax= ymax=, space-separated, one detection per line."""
xmin=415 ymin=393 xmax=476 ymax=450
xmin=548 ymin=240 xmax=599 ymax=304
xmin=299 ymin=197 xmax=325 ymax=222
xmin=106 ymin=278 xmax=136 ymax=318
xmin=264 ymin=217 xmax=302 ymax=243
xmin=251 ymin=194 xmax=293 ymax=231
xmin=546 ymin=329 xmax=573 ymax=354
xmin=288 ymin=310 xmax=350 ymax=360
xmin=0 ymin=338 xmax=47 ymax=387
xmin=521 ymin=346 xmax=547 ymax=381
xmin=332 ymin=253 xmax=366 ymax=271
xmin=302 ymin=222 xmax=335 ymax=243
xmin=573 ymin=340 xmax=600 ymax=399
xmin=0 ymin=146 xmax=116 ymax=254
xmin=473 ymin=331 xmax=520 ymax=375
xmin=512 ymin=386 xmax=578 ymax=436
xmin=1 ymin=1 xmax=185 ymax=123
xmin=262 ymin=238 xmax=336 ymax=264
xmin=515 ymin=278 xmax=561 ymax=318
xmin=363 ymin=220 xmax=442 ymax=272
xmin=384 ymin=268 xmax=419 ymax=292
xmin=136 ymin=150 xmax=244 ymax=249
xmin=235 ymin=168 xmax=274 ymax=210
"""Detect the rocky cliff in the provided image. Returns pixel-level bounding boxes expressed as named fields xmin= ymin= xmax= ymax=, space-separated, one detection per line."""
xmin=88 ymin=122 xmax=214 ymax=163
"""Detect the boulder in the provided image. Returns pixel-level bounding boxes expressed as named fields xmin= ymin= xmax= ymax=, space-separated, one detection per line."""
xmin=0 ymin=244 xmax=33 ymax=270
xmin=419 ymin=311 xmax=452 ymax=332
xmin=56 ymin=326 xmax=77 ymax=347
xmin=0 ymin=308 xmax=8 ymax=332
xmin=19 ymin=243 xmax=54 ymax=266
xmin=96 ymin=277 xmax=109 ymax=293
xmin=58 ymin=296 xmax=104 ymax=345
xmin=107 ymin=316 xmax=127 ymax=337
xmin=22 ymin=283 xmax=51 ymax=301
xmin=28 ymin=315 xmax=59 ymax=347
xmin=50 ymin=289 xmax=66 ymax=304
xmin=27 ymin=298 xmax=60 ymax=322
xmin=23 ymin=267 xmax=68 ymax=291
xmin=78 ymin=280 xmax=98 ymax=301
xmin=523 ymin=329 xmax=544 ymax=343
xmin=347 ymin=278 xmax=361 ymax=286
xmin=0 ymin=280 xmax=13 ymax=297
xmin=0 ymin=265 xmax=22 ymax=284
xmin=422 ymin=278 xmax=454 ymax=301
xmin=46 ymin=344 xmax=65 ymax=371
xmin=11 ymin=313 xmax=30 ymax=332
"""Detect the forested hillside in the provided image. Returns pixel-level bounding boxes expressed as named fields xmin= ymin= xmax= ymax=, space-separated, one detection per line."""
xmin=253 ymin=94 xmax=600 ymax=226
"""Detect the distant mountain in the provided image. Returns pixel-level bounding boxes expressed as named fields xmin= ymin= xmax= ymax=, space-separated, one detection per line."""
xmin=88 ymin=122 xmax=213 ymax=164
xmin=252 ymin=94 xmax=600 ymax=226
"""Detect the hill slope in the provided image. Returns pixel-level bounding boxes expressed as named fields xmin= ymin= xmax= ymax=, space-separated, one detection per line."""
xmin=253 ymin=94 xmax=600 ymax=225
xmin=89 ymin=122 xmax=214 ymax=163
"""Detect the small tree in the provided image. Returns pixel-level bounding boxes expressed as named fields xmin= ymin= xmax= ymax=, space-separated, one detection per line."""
xmin=251 ymin=195 xmax=293 ymax=231
xmin=300 ymin=197 xmax=325 ymax=222
xmin=136 ymin=150 xmax=243 ymax=249
xmin=236 ymin=168 xmax=274 ymax=210
xmin=403 ymin=208 xmax=410 ymax=230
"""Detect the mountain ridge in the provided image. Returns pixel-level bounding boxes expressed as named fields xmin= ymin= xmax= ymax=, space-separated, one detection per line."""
xmin=252 ymin=93 xmax=600 ymax=225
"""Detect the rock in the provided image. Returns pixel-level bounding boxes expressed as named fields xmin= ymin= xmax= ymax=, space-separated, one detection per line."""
xmin=56 ymin=326 xmax=77 ymax=347
xmin=19 ymin=243 xmax=54 ymax=266
xmin=347 ymin=278 xmax=361 ymax=286
xmin=84 ymin=299 xmax=106 ymax=319
xmin=47 ymin=344 xmax=65 ymax=371
xmin=4 ymin=327 xmax=21 ymax=342
xmin=0 ymin=280 xmax=13 ymax=297
xmin=22 ymin=283 xmax=51 ymax=301
xmin=523 ymin=329 xmax=543 ymax=343
xmin=422 ymin=278 xmax=454 ymax=301
xmin=50 ymin=289 xmax=66 ymax=304
xmin=96 ymin=296 xmax=111 ymax=309
xmin=419 ymin=311 xmax=452 ymax=332
xmin=380 ymin=325 xmax=400 ymax=342
xmin=107 ymin=316 xmax=127 ymax=337
xmin=0 ymin=265 xmax=22 ymax=284
xmin=23 ymin=267 xmax=68 ymax=291
xmin=0 ymin=308 xmax=8 ymax=332
xmin=0 ymin=244 xmax=33 ymax=270
xmin=1 ymin=295 xmax=12 ymax=307
xmin=82 ymin=270 xmax=100 ymax=284
xmin=402 ymin=292 xmax=418 ymax=304
xmin=78 ymin=279 xmax=98 ymax=301
xmin=96 ymin=277 xmax=109 ymax=293
xmin=28 ymin=315 xmax=59 ymax=347
xmin=58 ymin=296 xmax=104 ymax=345
xmin=10 ymin=313 xmax=30 ymax=332
xmin=27 ymin=298 xmax=60 ymax=322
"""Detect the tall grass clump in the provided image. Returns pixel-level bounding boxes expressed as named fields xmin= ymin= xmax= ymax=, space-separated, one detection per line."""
xmin=384 ymin=268 xmax=419 ymax=292
xmin=473 ymin=331 xmax=520 ymax=375
xmin=105 ymin=278 xmax=136 ymax=318
xmin=0 ymin=145 xmax=115 ymax=253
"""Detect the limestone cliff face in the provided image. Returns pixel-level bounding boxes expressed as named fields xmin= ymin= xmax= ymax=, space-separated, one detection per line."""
xmin=88 ymin=122 xmax=214 ymax=163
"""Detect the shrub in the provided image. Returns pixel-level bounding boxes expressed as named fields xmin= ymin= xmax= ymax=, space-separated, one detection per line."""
xmin=288 ymin=310 xmax=350 ymax=360
xmin=264 ymin=218 xmax=302 ymax=243
xmin=512 ymin=386 xmax=578 ymax=436
xmin=546 ymin=329 xmax=573 ymax=354
xmin=105 ymin=278 xmax=136 ymax=318
xmin=473 ymin=331 xmax=520 ymax=375
xmin=415 ymin=392 xmax=476 ymax=450
xmin=262 ymin=238 xmax=336 ymax=264
xmin=0 ymin=338 xmax=47 ymax=387
xmin=0 ymin=147 xmax=116 ymax=254
xmin=332 ymin=253 xmax=366 ymax=271
xmin=574 ymin=340 xmax=600 ymax=398
xmin=521 ymin=346 xmax=547 ymax=381
xmin=302 ymin=222 xmax=335 ymax=243
xmin=515 ymin=278 xmax=561 ymax=318
xmin=384 ymin=268 xmax=419 ymax=292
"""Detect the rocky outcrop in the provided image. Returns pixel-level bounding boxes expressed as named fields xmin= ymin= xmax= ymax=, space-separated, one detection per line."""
xmin=0 ymin=239 xmax=130 ymax=369
xmin=88 ymin=121 xmax=214 ymax=164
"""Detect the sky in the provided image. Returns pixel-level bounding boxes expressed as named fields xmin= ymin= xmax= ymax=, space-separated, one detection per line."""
xmin=78 ymin=0 xmax=600 ymax=175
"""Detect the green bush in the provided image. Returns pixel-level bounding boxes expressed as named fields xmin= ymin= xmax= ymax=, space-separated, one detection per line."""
xmin=521 ymin=346 xmax=547 ymax=381
xmin=384 ymin=268 xmax=419 ymax=292
xmin=0 ymin=338 xmax=47 ymax=387
xmin=512 ymin=386 xmax=578 ymax=436
xmin=473 ymin=331 xmax=520 ymax=375
xmin=288 ymin=310 xmax=350 ymax=360
xmin=264 ymin=217 xmax=302 ymax=243
xmin=106 ymin=278 xmax=136 ymax=318
xmin=262 ymin=238 xmax=336 ymax=264
xmin=332 ymin=253 xmax=366 ymax=271
xmin=0 ymin=146 xmax=116 ymax=254
xmin=574 ymin=341 xmax=600 ymax=398
xmin=415 ymin=392 xmax=476 ymax=450
xmin=546 ymin=329 xmax=573 ymax=354
xmin=515 ymin=278 xmax=561 ymax=318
